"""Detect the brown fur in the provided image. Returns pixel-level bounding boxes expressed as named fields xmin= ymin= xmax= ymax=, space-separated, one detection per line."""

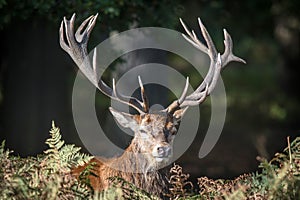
xmin=73 ymin=158 xmax=166 ymax=195
xmin=72 ymin=118 xmax=170 ymax=195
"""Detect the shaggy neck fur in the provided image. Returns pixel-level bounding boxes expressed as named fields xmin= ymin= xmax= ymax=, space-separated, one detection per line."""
xmin=100 ymin=138 xmax=168 ymax=195
xmin=73 ymin=137 xmax=168 ymax=196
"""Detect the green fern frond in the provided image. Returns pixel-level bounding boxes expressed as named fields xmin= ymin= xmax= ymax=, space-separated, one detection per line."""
xmin=59 ymin=144 xmax=92 ymax=168
xmin=45 ymin=121 xmax=65 ymax=150
xmin=0 ymin=121 xmax=96 ymax=199
xmin=43 ymin=121 xmax=93 ymax=173
xmin=93 ymin=187 xmax=124 ymax=200
xmin=0 ymin=141 xmax=13 ymax=159
xmin=108 ymin=176 xmax=157 ymax=200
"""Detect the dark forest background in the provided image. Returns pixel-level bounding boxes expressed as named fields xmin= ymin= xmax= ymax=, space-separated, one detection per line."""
xmin=0 ymin=0 xmax=300 ymax=180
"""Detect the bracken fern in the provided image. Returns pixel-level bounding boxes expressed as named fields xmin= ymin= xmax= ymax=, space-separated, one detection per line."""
xmin=1 ymin=122 xmax=300 ymax=199
xmin=0 ymin=121 xmax=93 ymax=199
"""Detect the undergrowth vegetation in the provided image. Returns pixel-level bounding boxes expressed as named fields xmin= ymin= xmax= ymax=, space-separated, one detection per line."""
xmin=0 ymin=122 xmax=299 ymax=199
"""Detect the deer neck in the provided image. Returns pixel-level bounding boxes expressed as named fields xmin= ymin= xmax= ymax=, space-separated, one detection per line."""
xmin=106 ymin=136 xmax=158 ymax=174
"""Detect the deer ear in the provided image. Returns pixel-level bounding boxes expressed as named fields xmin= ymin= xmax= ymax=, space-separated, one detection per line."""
xmin=109 ymin=107 xmax=140 ymax=129
xmin=172 ymin=107 xmax=189 ymax=122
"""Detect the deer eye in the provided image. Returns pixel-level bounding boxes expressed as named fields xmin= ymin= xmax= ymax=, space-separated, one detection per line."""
xmin=169 ymin=127 xmax=177 ymax=135
xmin=139 ymin=129 xmax=149 ymax=138
xmin=163 ymin=128 xmax=171 ymax=137
xmin=139 ymin=129 xmax=146 ymax=134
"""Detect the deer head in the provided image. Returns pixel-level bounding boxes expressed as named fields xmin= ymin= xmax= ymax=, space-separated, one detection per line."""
xmin=59 ymin=14 xmax=245 ymax=169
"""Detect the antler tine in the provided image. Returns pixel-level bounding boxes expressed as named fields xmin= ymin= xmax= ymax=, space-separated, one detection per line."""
xmin=111 ymin=77 xmax=147 ymax=113
xmin=178 ymin=18 xmax=218 ymax=98
xmin=60 ymin=14 xmax=145 ymax=114
xmin=197 ymin=18 xmax=218 ymax=59
xmin=60 ymin=13 xmax=97 ymax=85
xmin=188 ymin=18 xmax=219 ymax=94
xmin=59 ymin=21 xmax=70 ymax=52
xmin=221 ymin=29 xmax=246 ymax=67
xmin=207 ymin=53 xmax=222 ymax=94
xmin=75 ymin=14 xmax=97 ymax=43
xmin=179 ymin=18 xmax=208 ymax=53
xmin=166 ymin=18 xmax=245 ymax=113
xmin=138 ymin=76 xmax=149 ymax=113
xmin=166 ymin=77 xmax=189 ymax=114
xmin=178 ymin=77 xmax=189 ymax=104
xmin=181 ymin=83 xmax=209 ymax=107
xmin=166 ymin=18 xmax=218 ymax=113
xmin=112 ymin=78 xmax=118 ymax=97
xmin=92 ymin=48 xmax=117 ymax=98
xmin=92 ymin=48 xmax=100 ymax=84
xmin=180 ymin=54 xmax=222 ymax=106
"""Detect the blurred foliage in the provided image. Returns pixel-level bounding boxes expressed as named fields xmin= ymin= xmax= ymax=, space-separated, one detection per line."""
xmin=174 ymin=0 xmax=300 ymax=146
xmin=1 ymin=0 xmax=300 ymax=180
xmin=0 ymin=0 xmax=183 ymax=30
xmin=0 ymin=0 xmax=183 ymax=122
xmin=1 ymin=0 xmax=299 ymax=133
xmin=0 ymin=123 xmax=300 ymax=199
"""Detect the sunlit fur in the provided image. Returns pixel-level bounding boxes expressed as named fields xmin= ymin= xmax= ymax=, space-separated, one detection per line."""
xmin=73 ymin=112 xmax=181 ymax=195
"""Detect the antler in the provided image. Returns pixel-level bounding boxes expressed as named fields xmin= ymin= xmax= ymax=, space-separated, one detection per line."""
xmin=166 ymin=18 xmax=246 ymax=114
xmin=59 ymin=14 xmax=149 ymax=114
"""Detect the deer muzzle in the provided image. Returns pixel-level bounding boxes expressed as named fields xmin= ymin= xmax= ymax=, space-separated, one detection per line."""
xmin=152 ymin=144 xmax=172 ymax=162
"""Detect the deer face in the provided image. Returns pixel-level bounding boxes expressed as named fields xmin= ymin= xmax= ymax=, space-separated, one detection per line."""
xmin=109 ymin=107 xmax=187 ymax=164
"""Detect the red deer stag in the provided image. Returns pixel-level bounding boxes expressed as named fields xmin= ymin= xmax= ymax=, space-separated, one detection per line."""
xmin=59 ymin=14 xmax=245 ymax=195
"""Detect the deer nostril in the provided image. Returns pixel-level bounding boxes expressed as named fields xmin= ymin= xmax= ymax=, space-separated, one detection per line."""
xmin=156 ymin=146 xmax=172 ymax=157
xmin=157 ymin=147 xmax=164 ymax=155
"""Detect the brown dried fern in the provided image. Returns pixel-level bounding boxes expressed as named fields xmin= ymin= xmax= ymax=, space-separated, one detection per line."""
xmin=166 ymin=163 xmax=193 ymax=200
